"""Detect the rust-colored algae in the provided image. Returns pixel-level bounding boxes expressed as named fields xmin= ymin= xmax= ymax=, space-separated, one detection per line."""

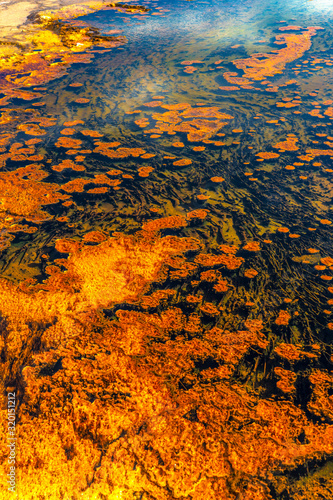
xmin=1 ymin=5 xmax=333 ymax=500
xmin=224 ymin=27 xmax=320 ymax=88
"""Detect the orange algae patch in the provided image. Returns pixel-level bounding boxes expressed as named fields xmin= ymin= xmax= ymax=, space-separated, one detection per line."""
xmin=275 ymin=343 xmax=305 ymax=361
xmin=143 ymin=104 xmax=234 ymax=142
xmin=275 ymin=311 xmax=291 ymax=325
xmin=275 ymin=368 xmax=297 ymax=394
xmin=219 ymin=244 xmax=239 ymax=254
xmin=289 ymin=233 xmax=300 ymax=238
xmin=276 ymin=102 xmax=300 ymax=108
xmin=223 ymin=27 xmax=319 ymax=88
xmin=60 ymin=128 xmax=76 ymax=136
xmin=138 ymin=166 xmax=154 ymax=177
xmin=52 ymin=159 xmax=85 ymax=172
xmin=213 ymin=279 xmax=229 ymax=292
xmin=94 ymin=142 xmax=145 ymax=159
xmin=200 ymin=269 xmax=221 ymax=282
xmin=320 ymin=219 xmax=332 ymax=225
xmin=172 ymin=142 xmax=185 ymax=147
xmin=244 ymin=268 xmax=258 ymax=278
xmin=60 ymin=178 xmax=90 ymax=193
xmin=256 ymin=152 xmax=280 ymax=159
xmin=193 ymin=146 xmax=205 ymax=151
xmin=186 ymin=294 xmax=202 ymax=303
xmin=321 ymin=257 xmax=333 ymax=266
xmin=285 ymin=165 xmax=295 ymax=170
xmin=200 ymin=302 xmax=220 ymax=316
xmin=50 ymin=232 xmax=197 ymax=309
xmin=64 ymin=120 xmax=84 ymax=127
xmin=219 ymin=86 xmax=240 ymax=90
xmin=187 ymin=209 xmax=209 ymax=220
xmin=17 ymin=123 xmax=46 ymax=136
xmin=243 ymin=241 xmax=261 ymax=252
xmin=197 ymin=194 xmax=210 ymax=200
xmin=321 ymin=275 xmax=333 ymax=281
xmin=273 ymin=136 xmax=299 ymax=151
xmin=140 ymin=153 xmax=156 ymax=159
xmin=55 ymin=137 xmax=82 ymax=149
xmin=277 ymin=227 xmax=289 ymax=233
xmin=183 ymin=66 xmax=198 ymax=74
xmin=81 ymin=130 xmax=104 ymax=138
xmin=195 ymin=252 xmax=244 ymax=270
xmin=306 ymin=148 xmax=333 ymax=157
xmin=0 ymin=163 xmax=66 ymax=247
xmin=210 ymin=176 xmax=225 ymax=182
xmin=173 ymin=159 xmax=192 ymax=166
xmin=74 ymin=98 xmax=90 ymax=104
xmin=180 ymin=60 xmax=204 ymax=65
xmin=143 ymin=101 xmax=164 ymax=107
xmin=142 ymin=215 xmax=187 ymax=232
xmin=87 ymin=187 xmax=109 ymax=194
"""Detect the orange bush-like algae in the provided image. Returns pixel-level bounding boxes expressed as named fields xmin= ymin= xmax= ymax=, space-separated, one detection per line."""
xmin=0 ymin=5 xmax=128 ymax=100
xmin=275 ymin=310 xmax=291 ymax=325
xmin=256 ymin=151 xmax=280 ymax=159
xmin=2 ymin=214 xmax=333 ymax=499
xmin=243 ymin=241 xmax=261 ymax=252
xmin=244 ymin=268 xmax=258 ymax=278
xmin=224 ymin=27 xmax=320 ymax=88
xmin=0 ymin=163 xmax=67 ymax=249
xmin=173 ymin=158 xmax=192 ymax=166
xmin=273 ymin=135 xmax=299 ymax=151
xmin=139 ymin=103 xmax=234 ymax=142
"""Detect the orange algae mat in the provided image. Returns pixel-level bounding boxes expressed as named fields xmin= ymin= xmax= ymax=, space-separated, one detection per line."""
xmin=1 ymin=0 xmax=333 ymax=499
